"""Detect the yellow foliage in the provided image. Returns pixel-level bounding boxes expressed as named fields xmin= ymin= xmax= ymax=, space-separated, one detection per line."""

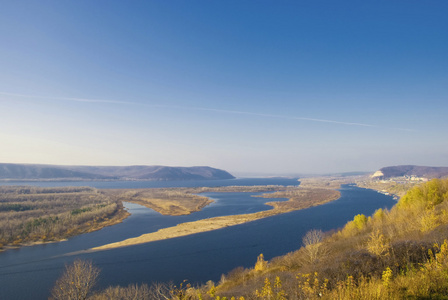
xmin=297 ymin=272 xmax=327 ymax=298
xmin=353 ymin=214 xmax=368 ymax=230
xmin=419 ymin=209 xmax=440 ymax=232
xmin=321 ymin=240 xmax=448 ymax=299
xmin=398 ymin=178 xmax=448 ymax=210
xmin=340 ymin=214 xmax=368 ymax=237
xmin=382 ymin=267 xmax=393 ymax=288
xmin=256 ymin=278 xmax=272 ymax=298
xmin=208 ymin=285 xmax=216 ymax=298
xmin=254 ymin=254 xmax=267 ymax=272
xmin=366 ymin=229 xmax=390 ymax=256
xmin=373 ymin=208 xmax=385 ymax=220
xmin=255 ymin=277 xmax=286 ymax=300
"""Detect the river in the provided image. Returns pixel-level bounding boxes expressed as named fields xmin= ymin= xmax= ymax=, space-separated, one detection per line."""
xmin=0 ymin=179 xmax=395 ymax=299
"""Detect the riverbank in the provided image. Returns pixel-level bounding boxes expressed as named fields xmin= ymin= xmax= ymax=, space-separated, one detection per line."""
xmin=354 ymin=176 xmax=419 ymax=198
xmin=87 ymin=185 xmax=340 ymax=252
xmin=0 ymin=202 xmax=130 ymax=252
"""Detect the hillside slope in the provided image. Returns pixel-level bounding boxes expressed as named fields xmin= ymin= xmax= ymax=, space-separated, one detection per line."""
xmin=0 ymin=163 xmax=235 ymax=181
xmin=371 ymin=165 xmax=448 ymax=179
xmin=209 ymin=178 xmax=448 ymax=299
xmin=0 ymin=163 xmax=113 ymax=180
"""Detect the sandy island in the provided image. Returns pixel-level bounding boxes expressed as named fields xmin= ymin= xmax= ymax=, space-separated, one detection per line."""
xmin=86 ymin=182 xmax=341 ymax=253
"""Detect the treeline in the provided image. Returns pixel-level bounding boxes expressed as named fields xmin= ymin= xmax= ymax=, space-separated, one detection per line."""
xmin=0 ymin=186 xmax=125 ymax=249
xmin=60 ymin=178 xmax=448 ymax=299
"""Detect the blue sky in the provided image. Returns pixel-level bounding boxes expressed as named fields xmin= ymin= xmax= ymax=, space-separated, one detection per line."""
xmin=0 ymin=1 xmax=447 ymax=175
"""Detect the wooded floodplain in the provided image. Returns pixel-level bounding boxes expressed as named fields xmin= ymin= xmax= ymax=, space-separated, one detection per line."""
xmin=0 ymin=186 xmax=128 ymax=249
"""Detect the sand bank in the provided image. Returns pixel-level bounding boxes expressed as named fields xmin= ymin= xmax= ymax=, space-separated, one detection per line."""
xmin=87 ymin=186 xmax=340 ymax=252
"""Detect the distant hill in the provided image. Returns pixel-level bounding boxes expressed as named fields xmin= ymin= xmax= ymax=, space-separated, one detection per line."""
xmin=0 ymin=163 xmax=235 ymax=181
xmin=371 ymin=165 xmax=448 ymax=179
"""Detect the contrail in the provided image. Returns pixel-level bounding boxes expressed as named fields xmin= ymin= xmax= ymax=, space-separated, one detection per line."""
xmin=0 ymin=92 xmax=132 ymax=105
xmin=184 ymin=107 xmax=377 ymax=127
xmin=0 ymin=91 xmax=412 ymax=130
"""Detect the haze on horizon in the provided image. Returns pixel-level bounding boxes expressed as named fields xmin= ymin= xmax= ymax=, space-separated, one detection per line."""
xmin=1 ymin=1 xmax=447 ymax=175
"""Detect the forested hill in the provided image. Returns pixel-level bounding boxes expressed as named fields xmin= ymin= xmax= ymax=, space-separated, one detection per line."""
xmin=0 ymin=163 xmax=235 ymax=181
xmin=372 ymin=165 xmax=448 ymax=179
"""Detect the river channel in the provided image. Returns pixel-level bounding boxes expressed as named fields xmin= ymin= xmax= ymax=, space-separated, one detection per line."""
xmin=0 ymin=179 xmax=395 ymax=299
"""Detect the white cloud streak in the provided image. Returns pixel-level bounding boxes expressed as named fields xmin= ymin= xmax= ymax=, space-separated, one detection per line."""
xmin=0 ymin=92 xmax=414 ymax=131
xmin=0 ymin=92 xmax=132 ymax=105
xmin=183 ymin=106 xmax=377 ymax=127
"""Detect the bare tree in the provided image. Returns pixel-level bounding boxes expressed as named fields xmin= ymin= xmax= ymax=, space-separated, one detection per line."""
xmin=51 ymin=259 xmax=100 ymax=300
xmin=302 ymin=229 xmax=325 ymax=264
xmin=149 ymin=282 xmax=173 ymax=300
xmin=90 ymin=282 xmax=173 ymax=300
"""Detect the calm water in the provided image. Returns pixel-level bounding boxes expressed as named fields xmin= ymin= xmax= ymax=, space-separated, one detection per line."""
xmin=0 ymin=179 xmax=395 ymax=300
xmin=0 ymin=177 xmax=299 ymax=189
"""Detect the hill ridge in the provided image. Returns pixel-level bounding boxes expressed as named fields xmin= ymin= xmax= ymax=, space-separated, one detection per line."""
xmin=0 ymin=163 xmax=235 ymax=181
xmin=372 ymin=164 xmax=448 ymax=179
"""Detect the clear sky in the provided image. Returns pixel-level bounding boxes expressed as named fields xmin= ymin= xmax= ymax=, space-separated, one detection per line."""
xmin=0 ymin=1 xmax=447 ymax=175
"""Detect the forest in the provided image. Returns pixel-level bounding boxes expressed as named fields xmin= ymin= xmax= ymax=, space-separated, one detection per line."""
xmin=0 ymin=186 xmax=127 ymax=249
xmin=51 ymin=178 xmax=448 ymax=299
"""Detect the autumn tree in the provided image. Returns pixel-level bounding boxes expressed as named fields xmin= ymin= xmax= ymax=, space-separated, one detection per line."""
xmin=51 ymin=259 xmax=100 ymax=300
xmin=398 ymin=178 xmax=448 ymax=210
xmin=255 ymin=254 xmax=268 ymax=272
xmin=366 ymin=229 xmax=390 ymax=257
xmin=302 ymin=229 xmax=325 ymax=264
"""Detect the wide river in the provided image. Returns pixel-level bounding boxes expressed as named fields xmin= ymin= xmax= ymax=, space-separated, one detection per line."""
xmin=0 ymin=178 xmax=395 ymax=299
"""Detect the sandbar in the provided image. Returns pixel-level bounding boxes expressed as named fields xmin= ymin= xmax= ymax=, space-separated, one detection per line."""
xmin=87 ymin=185 xmax=340 ymax=252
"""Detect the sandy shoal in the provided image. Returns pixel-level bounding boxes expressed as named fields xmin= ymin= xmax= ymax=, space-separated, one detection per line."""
xmin=88 ymin=210 xmax=277 ymax=252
